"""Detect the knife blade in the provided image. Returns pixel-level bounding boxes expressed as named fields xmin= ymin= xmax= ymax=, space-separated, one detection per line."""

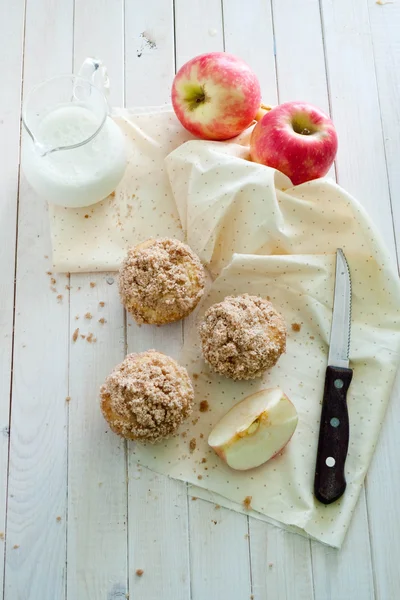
xmin=314 ymin=248 xmax=353 ymax=505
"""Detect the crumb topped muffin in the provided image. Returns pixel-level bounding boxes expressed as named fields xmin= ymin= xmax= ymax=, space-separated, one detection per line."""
xmin=119 ymin=238 xmax=205 ymax=325
xmin=199 ymin=294 xmax=287 ymax=380
xmin=100 ymin=350 xmax=194 ymax=443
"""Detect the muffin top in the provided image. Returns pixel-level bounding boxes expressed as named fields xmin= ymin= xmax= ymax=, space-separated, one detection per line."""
xmin=100 ymin=350 xmax=194 ymax=443
xmin=119 ymin=238 xmax=205 ymax=324
xmin=199 ymin=294 xmax=287 ymax=380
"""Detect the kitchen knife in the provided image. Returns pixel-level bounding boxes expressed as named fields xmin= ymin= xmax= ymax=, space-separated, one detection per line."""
xmin=314 ymin=248 xmax=353 ymax=505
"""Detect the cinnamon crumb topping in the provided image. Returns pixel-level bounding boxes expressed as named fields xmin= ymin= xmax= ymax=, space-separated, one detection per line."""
xmin=119 ymin=238 xmax=205 ymax=325
xmin=100 ymin=350 xmax=194 ymax=443
xmin=199 ymin=400 xmax=209 ymax=413
xmin=199 ymin=294 xmax=287 ymax=380
xmin=243 ymin=496 xmax=252 ymax=510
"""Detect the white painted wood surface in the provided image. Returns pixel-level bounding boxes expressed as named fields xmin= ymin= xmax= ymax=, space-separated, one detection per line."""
xmin=1 ymin=0 xmax=399 ymax=599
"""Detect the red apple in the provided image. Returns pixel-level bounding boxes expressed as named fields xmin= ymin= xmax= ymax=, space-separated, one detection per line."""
xmin=250 ymin=101 xmax=338 ymax=185
xmin=171 ymin=52 xmax=261 ymax=140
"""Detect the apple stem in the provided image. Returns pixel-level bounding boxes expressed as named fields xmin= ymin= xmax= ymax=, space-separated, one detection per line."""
xmin=255 ymin=103 xmax=274 ymax=122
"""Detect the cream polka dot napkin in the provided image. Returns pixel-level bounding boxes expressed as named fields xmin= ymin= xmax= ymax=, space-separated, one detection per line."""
xmin=49 ymin=107 xmax=400 ymax=547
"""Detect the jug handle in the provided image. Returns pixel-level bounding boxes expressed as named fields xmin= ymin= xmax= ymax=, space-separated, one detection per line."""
xmin=78 ymin=57 xmax=110 ymax=95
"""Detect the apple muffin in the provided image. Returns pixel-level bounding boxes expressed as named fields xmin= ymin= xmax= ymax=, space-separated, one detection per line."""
xmin=119 ymin=238 xmax=205 ymax=325
xmin=199 ymin=294 xmax=287 ymax=380
xmin=100 ymin=350 xmax=194 ymax=443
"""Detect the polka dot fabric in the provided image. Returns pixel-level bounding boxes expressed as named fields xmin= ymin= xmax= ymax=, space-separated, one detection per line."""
xmin=50 ymin=106 xmax=400 ymax=548
xmin=49 ymin=106 xmax=194 ymax=272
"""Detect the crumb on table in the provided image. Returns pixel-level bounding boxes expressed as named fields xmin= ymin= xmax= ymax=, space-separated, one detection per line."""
xmin=51 ymin=277 xmax=56 ymax=285
xmin=181 ymin=431 xmax=187 ymax=438
xmin=192 ymin=373 xmax=199 ymax=380
xmin=310 ymin=335 xmax=315 ymax=340
xmin=13 ymin=544 xmax=19 ymax=550
xmin=90 ymin=282 xmax=96 ymax=288
xmin=215 ymin=504 xmax=220 ymax=510
xmin=199 ymin=433 xmax=204 ymax=439
xmin=72 ymin=328 xmax=79 ymax=342
xmin=0 ymin=532 xmax=4 ymax=540
xmin=65 ymin=396 xmax=71 ymax=403
xmin=85 ymin=312 xmax=92 ymax=320
xmin=98 ymin=318 xmax=107 ymax=324
xmin=189 ymin=438 xmax=196 ymax=453
xmin=199 ymin=400 xmax=209 ymax=412
xmin=135 ymin=569 xmax=144 ymax=577
xmin=57 ymin=294 xmax=63 ymax=302
xmin=56 ymin=516 xmax=62 ymax=522
xmin=191 ymin=496 xmax=197 ymax=501
xmin=197 ymin=474 xmax=203 ymax=480
xmin=291 ymin=323 xmax=301 ymax=332
xmin=86 ymin=333 xmax=96 ymax=343
xmin=99 ymin=301 xmax=105 ymax=307
xmin=201 ymin=458 xmax=207 ymax=464
xmin=243 ymin=496 xmax=252 ymax=510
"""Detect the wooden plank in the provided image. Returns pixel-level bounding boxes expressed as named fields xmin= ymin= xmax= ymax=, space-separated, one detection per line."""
xmin=222 ymin=0 xmax=277 ymax=103
xmin=320 ymin=0 xmax=396 ymax=254
xmin=189 ymin=500 xmax=252 ymax=600
xmin=3 ymin=0 xmax=73 ymax=598
xmin=0 ymin=0 xmax=26 ymax=595
xmin=366 ymin=6 xmax=400 ymax=592
xmin=271 ymin=0 xmax=374 ymax=597
xmin=65 ymin=2 xmax=128 ymax=599
xmin=173 ymin=2 xmax=257 ymax=599
xmin=316 ymin=0 xmax=399 ymax=597
xmin=311 ymin=489 xmax=374 ymax=600
xmin=249 ymin=521 xmax=313 ymax=600
xmin=124 ymin=2 xmax=191 ymax=598
xmin=222 ymin=1 xmax=316 ymax=597
xmin=175 ymin=0 xmax=224 ymax=66
xmin=367 ymin=0 xmax=400 ymax=261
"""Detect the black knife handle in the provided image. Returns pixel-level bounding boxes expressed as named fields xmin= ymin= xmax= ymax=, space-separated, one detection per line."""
xmin=314 ymin=365 xmax=353 ymax=505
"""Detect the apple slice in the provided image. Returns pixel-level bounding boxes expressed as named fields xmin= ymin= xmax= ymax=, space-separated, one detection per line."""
xmin=208 ymin=388 xmax=298 ymax=471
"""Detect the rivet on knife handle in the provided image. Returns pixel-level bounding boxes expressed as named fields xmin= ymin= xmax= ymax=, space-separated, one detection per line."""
xmin=314 ymin=365 xmax=353 ymax=504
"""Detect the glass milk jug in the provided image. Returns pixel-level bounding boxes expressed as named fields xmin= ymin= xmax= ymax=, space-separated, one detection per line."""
xmin=22 ymin=58 xmax=127 ymax=208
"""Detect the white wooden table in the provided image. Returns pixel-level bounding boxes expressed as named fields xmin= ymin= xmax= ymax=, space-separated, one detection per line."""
xmin=1 ymin=0 xmax=399 ymax=598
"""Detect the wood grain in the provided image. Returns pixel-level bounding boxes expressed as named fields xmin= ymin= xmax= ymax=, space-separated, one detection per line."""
xmin=124 ymin=2 xmax=191 ymax=598
xmin=65 ymin=2 xmax=129 ymax=599
xmin=3 ymin=0 xmax=73 ymax=598
xmin=0 ymin=0 xmax=26 ymax=596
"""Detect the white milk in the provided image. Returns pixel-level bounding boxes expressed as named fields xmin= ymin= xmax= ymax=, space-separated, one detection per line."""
xmin=22 ymin=105 xmax=127 ymax=207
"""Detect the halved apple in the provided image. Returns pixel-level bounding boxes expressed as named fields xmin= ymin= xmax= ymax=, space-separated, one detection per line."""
xmin=208 ymin=388 xmax=298 ymax=471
